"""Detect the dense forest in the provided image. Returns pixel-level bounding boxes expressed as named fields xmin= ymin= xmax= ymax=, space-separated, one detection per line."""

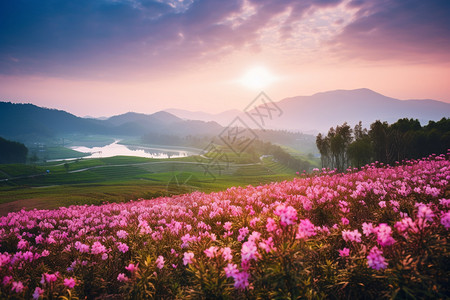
xmin=316 ymin=118 xmax=450 ymax=171
xmin=0 ymin=136 xmax=28 ymax=164
xmin=244 ymin=139 xmax=311 ymax=172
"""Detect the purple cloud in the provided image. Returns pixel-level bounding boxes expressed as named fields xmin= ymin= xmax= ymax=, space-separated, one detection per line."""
xmin=330 ymin=0 xmax=450 ymax=62
xmin=0 ymin=0 xmax=345 ymax=78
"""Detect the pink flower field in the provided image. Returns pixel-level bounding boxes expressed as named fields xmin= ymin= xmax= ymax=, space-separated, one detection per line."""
xmin=1 ymin=154 xmax=449 ymax=299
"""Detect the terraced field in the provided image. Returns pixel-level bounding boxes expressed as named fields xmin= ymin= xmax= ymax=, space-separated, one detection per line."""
xmin=0 ymin=155 xmax=299 ymax=214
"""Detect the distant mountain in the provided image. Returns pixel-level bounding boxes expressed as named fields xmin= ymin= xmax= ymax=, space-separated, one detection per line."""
xmin=166 ymin=89 xmax=450 ymax=132
xmin=0 ymin=102 xmax=224 ymax=142
xmin=107 ymin=111 xmax=182 ymax=127
xmin=165 ymin=108 xmax=240 ymax=126
xmin=245 ymin=88 xmax=450 ymax=132
xmin=2 ymin=88 xmax=448 ymax=144
xmin=0 ymin=102 xmax=108 ymax=139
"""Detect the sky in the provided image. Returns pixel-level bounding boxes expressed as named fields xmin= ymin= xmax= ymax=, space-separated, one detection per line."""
xmin=1 ymin=0 xmax=450 ymax=117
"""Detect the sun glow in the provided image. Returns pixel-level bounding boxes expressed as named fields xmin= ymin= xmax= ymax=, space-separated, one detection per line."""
xmin=239 ymin=66 xmax=277 ymax=90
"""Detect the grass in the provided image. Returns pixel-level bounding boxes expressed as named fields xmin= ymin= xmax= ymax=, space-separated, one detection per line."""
xmin=0 ymin=155 xmax=296 ymax=215
xmin=38 ymin=146 xmax=89 ymax=160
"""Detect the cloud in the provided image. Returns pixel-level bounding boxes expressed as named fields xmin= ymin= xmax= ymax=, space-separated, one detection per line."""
xmin=329 ymin=0 xmax=450 ymax=62
xmin=2 ymin=0 xmax=447 ymax=80
xmin=0 ymin=0 xmax=345 ymax=79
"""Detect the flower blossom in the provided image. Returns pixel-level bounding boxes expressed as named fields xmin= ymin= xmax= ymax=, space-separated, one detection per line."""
xmin=342 ymin=229 xmax=362 ymax=243
xmin=63 ymin=278 xmax=76 ymax=289
xmin=296 ymin=219 xmax=316 ymax=240
xmin=33 ymin=287 xmax=44 ymax=299
xmin=117 ymin=273 xmax=128 ymax=282
xmin=125 ymin=263 xmax=138 ymax=274
xmin=338 ymin=248 xmax=350 ymax=257
xmin=274 ymin=204 xmax=298 ymax=226
xmin=367 ymin=246 xmax=387 ymax=270
xmin=117 ymin=242 xmax=129 ymax=253
xmin=204 ymin=246 xmax=218 ymax=258
xmin=156 ymin=255 xmax=165 ymax=269
xmin=183 ymin=252 xmax=194 ymax=265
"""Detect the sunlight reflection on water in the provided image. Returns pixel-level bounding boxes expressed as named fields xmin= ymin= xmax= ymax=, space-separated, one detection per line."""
xmin=71 ymin=140 xmax=194 ymax=159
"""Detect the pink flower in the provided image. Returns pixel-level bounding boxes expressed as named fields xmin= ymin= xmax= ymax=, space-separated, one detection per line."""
xmin=417 ymin=204 xmax=435 ymax=222
xmin=241 ymin=241 xmax=259 ymax=262
xmin=74 ymin=241 xmax=90 ymax=253
xmin=117 ymin=242 xmax=129 ymax=253
xmin=117 ymin=273 xmax=128 ymax=282
xmin=274 ymin=204 xmax=298 ymax=226
xmin=362 ymin=222 xmax=375 ymax=236
xmin=250 ymin=217 xmax=260 ymax=227
xmin=11 ymin=281 xmax=24 ymax=293
xmin=33 ymin=287 xmax=44 ymax=299
xmin=441 ymin=211 xmax=450 ymax=229
xmin=0 ymin=254 xmax=11 ymax=270
xmin=17 ymin=239 xmax=28 ymax=250
xmin=266 ymin=217 xmax=277 ymax=232
xmin=224 ymin=263 xmax=238 ymax=278
xmin=223 ymin=222 xmax=232 ymax=231
xmin=394 ymin=217 xmax=417 ymax=233
xmin=338 ymin=248 xmax=350 ymax=257
xmin=374 ymin=224 xmax=395 ymax=246
xmin=204 ymin=246 xmax=218 ymax=258
xmin=248 ymin=231 xmax=261 ymax=242
xmin=259 ymin=237 xmax=276 ymax=253
xmin=342 ymin=229 xmax=362 ymax=243
xmin=296 ymin=219 xmax=316 ymax=240
xmin=341 ymin=217 xmax=349 ymax=225
xmin=238 ymin=227 xmax=249 ymax=242
xmin=41 ymin=272 xmax=59 ymax=284
xmin=233 ymin=271 xmax=250 ymax=289
xmin=183 ymin=252 xmax=194 ymax=265
xmin=222 ymin=247 xmax=233 ymax=261
xmin=125 ymin=263 xmax=139 ymax=274
xmin=367 ymin=246 xmax=387 ymax=270
xmin=63 ymin=277 xmax=76 ymax=289
xmin=2 ymin=276 xmax=12 ymax=286
xmin=91 ymin=241 xmax=106 ymax=255
xmin=156 ymin=255 xmax=165 ymax=269
xmin=116 ymin=230 xmax=129 ymax=239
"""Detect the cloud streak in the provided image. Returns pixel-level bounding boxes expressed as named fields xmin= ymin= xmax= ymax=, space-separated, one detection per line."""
xmin=330 ymin=0 xmax=450 ymax=62
xmin=1 ymin=0 xmax=449 ymax=81
xmin=0 ymin=0 xmax=343 ymax=78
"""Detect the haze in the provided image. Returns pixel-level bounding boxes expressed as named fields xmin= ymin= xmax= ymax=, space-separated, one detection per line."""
xmin=1 ymin=0 xmax=450 ymax=117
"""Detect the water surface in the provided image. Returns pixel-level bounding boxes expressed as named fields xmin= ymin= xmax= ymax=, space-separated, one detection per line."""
xmin=71 ymin=140 xmax=195 ymax=159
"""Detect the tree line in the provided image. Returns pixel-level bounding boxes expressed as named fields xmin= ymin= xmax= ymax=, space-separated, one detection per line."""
xmin=245 ymin=140 xmax=311 ymax=172
xmin=316 ymin=118 xmax=450 ymax=171
xmin=0 ymin=136 xmax=28 ymax=164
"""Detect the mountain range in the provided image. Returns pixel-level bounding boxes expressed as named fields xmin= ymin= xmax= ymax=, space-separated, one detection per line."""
xmin=0 ymin=103 xmax=222 ymax=142
xmin=1 ymin=89 xmax=449 ymax=143
xmin=165 ymin=88 xmax=450 ymax=132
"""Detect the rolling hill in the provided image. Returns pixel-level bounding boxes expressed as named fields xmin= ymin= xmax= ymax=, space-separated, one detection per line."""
xmin=0 ymin=102 xmax=223 ymax=142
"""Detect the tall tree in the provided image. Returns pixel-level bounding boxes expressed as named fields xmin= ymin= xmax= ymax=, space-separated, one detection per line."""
xmin=0 ymin=137 xmax=28 ymax=164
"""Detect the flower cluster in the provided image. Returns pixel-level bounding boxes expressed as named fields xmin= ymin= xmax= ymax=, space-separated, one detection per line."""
xmin=0 ymin=154 xmax=448 ymax=298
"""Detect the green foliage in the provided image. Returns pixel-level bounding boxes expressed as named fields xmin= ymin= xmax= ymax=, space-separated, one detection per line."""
xmin=0 ymin=136 xmax=28 ymax=164
xmin=318 ymin=118 xmax=450 ymax=170
xmin=121 ymin=256 xmax=156 ymax=299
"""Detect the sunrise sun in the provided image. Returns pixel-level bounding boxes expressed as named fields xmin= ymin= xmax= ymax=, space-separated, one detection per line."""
xmin=240 ymin=66 xmax=276 ymax=90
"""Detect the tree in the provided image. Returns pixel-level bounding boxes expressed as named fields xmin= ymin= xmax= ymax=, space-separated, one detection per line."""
xmin=348 ymin=122 xmax=372 ymax=168
xmin=0 ymin=136 xmax=28 ymax=164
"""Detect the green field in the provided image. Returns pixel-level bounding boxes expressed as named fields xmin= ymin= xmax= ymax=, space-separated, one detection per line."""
xmin=0 ymin=155 xmax=297 ymax=215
